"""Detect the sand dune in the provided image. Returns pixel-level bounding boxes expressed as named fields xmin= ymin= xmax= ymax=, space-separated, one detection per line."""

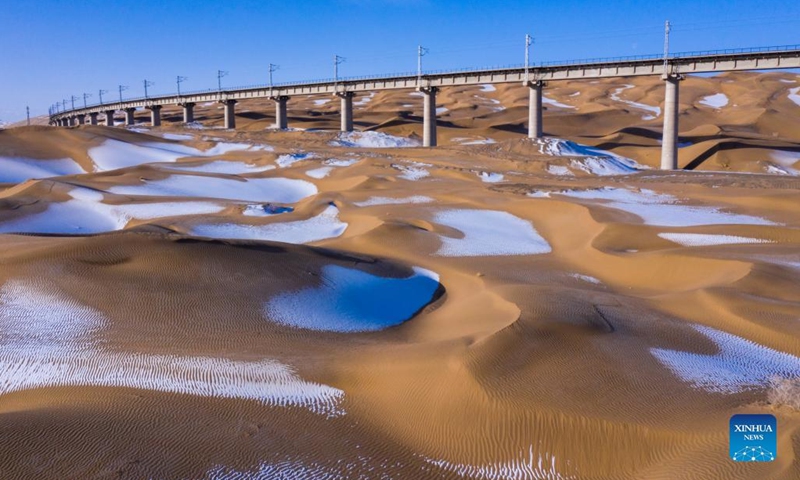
xmin=0 ymin=72 xmax=799 ymax=479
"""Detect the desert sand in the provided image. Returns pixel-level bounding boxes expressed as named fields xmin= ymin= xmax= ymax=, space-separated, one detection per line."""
xmin=0 ymin=72 xmax=799 ymax=479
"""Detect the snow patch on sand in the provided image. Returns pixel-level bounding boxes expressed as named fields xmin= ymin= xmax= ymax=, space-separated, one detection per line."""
xmin=324 ymin=158 xmax=359 ymax=167
xmin=0 ymin=156 xmax=85 ymax=183
xmin=788 ymin=87 xmax=800 ymax=107
xmin=571 ymin=274 xmax=601 ymax=284
xmin=527 ymin=191 xmax=552 ymax=198
xmin=0 ymin=279 xmax=105 ymax=355
xmin=264 ymin=265 xmax=439 ymax=332
xmin=158 ymin=160 xmax=276 ymax=175
xmin=453 ymin=137 xmax=497 ymax=145
xmin=206 ymin=460 xmax=350 ymax=479
xmin=109 ymin=175 xmax=317 ymax=203
xmin=699 ymin=93 xmax=729 ymax=109
xmin=477 ymin=171 xmax=504 ymax=183
xmin=547 ymin=165 xmax=574 ymax=176
xmin=543 ymin=96 xmax=576 ymax=109
xmin=424 ymin=446 xmax=572 ymax=480
xmin=355 ymin=92 xmax=375 ymax=106
xmin=556 ymin=187 xmax=777 ymax=227
xmin=393 ymin=162 xmax=430 ymax=181
xmin=332 ymin=131 xmax=420 ymax=148
xmin=435 ymin=209 xmax=551 ymax=257
xmin=0 ymin=280 xmax=344 ymax=415
xmin=87 ymin=139 xmax=259 ymax=171
xmin=535 ymin=138 xmax=645 ymax=175
xmin=658 ymin=233 xmax=772 ymax=247
xmin=354 ymin=195 xmax=434 ymax=207
xmin=0 ymin=187 xmax=224 ymax=234
xmin=651 ymin=324 xmax=800 ymax=394
xmin=243 ymin=204 xmax=294 ymax=217
xmin=610 ymin=85 xmax=661 ymax=119
xmin=88 ymin=138 xmax=186 ymax=171
xmin=480 ymin=84 xmax=497 ymax=92
xmin=276 ymin=152 xmax=315 ymax=168
xmin=161 ymin=133 xmax=195 ymax=141
xmin=190 ymin=205 xmax=346 ymax=244
xmin=306 ymin=167 xmax=333 ymax=179
xmin=768 ymin=151 xmax=800 ymax=175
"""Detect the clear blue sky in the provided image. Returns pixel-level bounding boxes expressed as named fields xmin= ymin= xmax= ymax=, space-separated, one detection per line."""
xmin=2 ymin=0 xmax=799 ymax=122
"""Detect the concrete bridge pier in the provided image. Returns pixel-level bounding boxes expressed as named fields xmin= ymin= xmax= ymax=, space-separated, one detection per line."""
xmin=76 ymin=115 xmax=86 ymax=126
xmin=89 ymin=112 xmax=99 ymax=126
xmin=104 ymin=110 xmax=116 ymax=126
xmin=418 ymin=86 xmax=438 ymax=147
xmin=660 ymin=74 xmax=683 ymax=170
xmin=148 ymin=105 xmax=162 ymax=127
xmin=272 ymin=96 xmax=290 ymax=129
xmin=180 ymin=103 xmax=195 ymax=124
xmin=336 ymin=91 xmax=355 ymax=132
xmin=221 ymin=100 xmax=237 ymax=129
xmin=124 ymin=108 xmax=136 ymax=126
xmin=526 ymin=80 xmax=545 ymax=139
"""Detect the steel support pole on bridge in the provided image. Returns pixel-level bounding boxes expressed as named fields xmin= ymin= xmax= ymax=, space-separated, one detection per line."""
xmin=419 ymin=86 xmax=438 ymax=147
xmin=527 ymin=80 xmax=544 ymax=139
xmin=660 ymin=74 xmax=683 ymax=170
xmin=124 ymin=108 xmax=136 ymax=126
xmin=221 ymin=99 xmax=237 ymax=129
xmin=336 ymin=91 xmax=355 ymax=132
xmin=273 ymin=96 xmax=289 ymax=129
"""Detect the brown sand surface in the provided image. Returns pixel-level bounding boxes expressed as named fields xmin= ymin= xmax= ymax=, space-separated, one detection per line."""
xmin=0 ymin=72 xmax=799 ymax=479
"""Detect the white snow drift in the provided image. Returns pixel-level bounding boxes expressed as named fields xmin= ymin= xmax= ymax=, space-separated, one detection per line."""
xmin=190 ymin=205 xmax=346 ymax=244
xmin=332 ymin=131 xmax=420 ymax=148
xmin=610 ymin=85 xmax=661 ymax=120
xmin=0 ymin=156 xmax=85 ymax=183
xmin=434 ymin=209 xmax=551 ymax=257
xmin=87 ymin=139 xmax=267 ymax=171
xmin=535 ymin=138 xmax=645 ymax=175
xmin=651 ymin=324 xmax=800 ymax=394
xmin=0 ymin=187 xmax=224 ymax=235
xmin=699 ymin=93 xmax=729 ymax=109
xmin=108 ymin=175 xmax=317 ymax=203
xmin=0 ymin=279 xmax=344 ymax=416
xmin=264 ymin=265 xmax=440 ymax=332
xmin=658 ymin=233 xmax=773 ymax=247
xmin=354 ymin=195 xmax=434 ymax=207
xmin=555 ymin=187 xmax=777 ymax=227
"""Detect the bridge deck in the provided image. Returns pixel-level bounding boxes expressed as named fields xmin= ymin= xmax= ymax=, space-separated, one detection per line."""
xmin=52 ymin=47 xmax=800 ymax=119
